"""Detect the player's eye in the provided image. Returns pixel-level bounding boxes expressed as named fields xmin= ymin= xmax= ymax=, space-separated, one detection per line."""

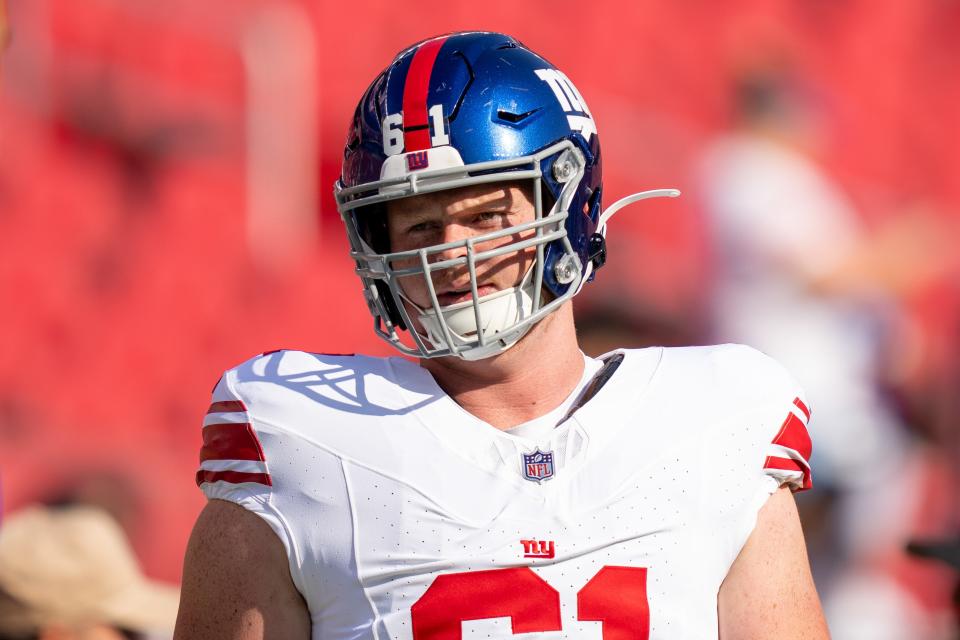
xmin=407 ymin=220 xmax=440 ymax=234
xmin=473 ymin=211 xmax=505 ymax=225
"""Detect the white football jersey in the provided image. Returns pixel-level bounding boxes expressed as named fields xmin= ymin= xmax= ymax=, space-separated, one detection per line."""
xmin=196 ymin=344 xmax=812 ymax=640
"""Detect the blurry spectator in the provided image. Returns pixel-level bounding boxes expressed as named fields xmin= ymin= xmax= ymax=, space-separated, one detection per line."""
xmin=908 ymin=537 xmax=960 ymax=635
xmin=0 ymin=505 xmax=179 ymax=640
xmin=43 ymin=468 xmax=145 ymax=539
xmin=698 ymin=55 xmax=956 ymax=639
xmin=701 ymin=58 xmax=931 ymax=497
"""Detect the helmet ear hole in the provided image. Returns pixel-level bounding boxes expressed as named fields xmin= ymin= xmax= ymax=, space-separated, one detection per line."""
xmin=586 ymin=186 xmax=602 ymax=220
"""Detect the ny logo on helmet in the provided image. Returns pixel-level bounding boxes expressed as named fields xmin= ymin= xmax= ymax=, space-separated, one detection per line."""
xmin=406 ymin=151 xmax=430 ymax=171
xmin=535 ymin=69 xmax=596 ymax=139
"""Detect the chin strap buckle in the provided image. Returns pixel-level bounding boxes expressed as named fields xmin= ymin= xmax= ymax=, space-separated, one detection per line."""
xmin=587 ymin=233 xmax=607 ymax=270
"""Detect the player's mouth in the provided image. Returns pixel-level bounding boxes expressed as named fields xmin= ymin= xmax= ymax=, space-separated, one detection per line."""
xmin=436 ymin=284 xmax=498 ymax=306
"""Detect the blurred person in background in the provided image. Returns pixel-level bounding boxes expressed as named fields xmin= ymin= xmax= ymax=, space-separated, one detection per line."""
xmin=909 ymin=537 xmax=960 ymax=638
xmin=0 ymin=505 xmax=180 ymax=640
xmin=698 ymin=53 xmax=957 ymax=639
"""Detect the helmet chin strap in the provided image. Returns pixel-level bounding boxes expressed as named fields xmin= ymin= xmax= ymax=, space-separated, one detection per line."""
xmin=577 ymin=188 xmax=681 ymax=293
xmin=404 ymin=265 xmax=540 ymax=360
xmin=596 ymin=188 xmax=681 ymax=236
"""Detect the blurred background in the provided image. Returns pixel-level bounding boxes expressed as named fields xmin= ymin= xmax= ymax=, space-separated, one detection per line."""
xmin=1 ymin=0 xmax=958 ymax=637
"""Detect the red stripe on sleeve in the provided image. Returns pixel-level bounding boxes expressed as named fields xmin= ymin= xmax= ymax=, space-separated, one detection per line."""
xmin=764 ymin=455 xmax=804 ymax=474
xmin=401 ymin=37 xmax=448 ymax=151
xmin=200 ymin=423 xmax=266 ymax=462
xmin=207 ymin=400 xmax=246 ymax=414
xmin=764 ymin=456 xmax=812 ymax=490
xmin=195 ymin=470 xmax=273 ymax=487
xmin=793 ymin=397 xmax=811 ymax=421
xmin=771 ymin=413 xmax=813 ymax=461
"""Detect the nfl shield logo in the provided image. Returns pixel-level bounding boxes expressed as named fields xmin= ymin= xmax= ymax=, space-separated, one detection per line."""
xmin=522 ymin=448 xmax=555 ymax=483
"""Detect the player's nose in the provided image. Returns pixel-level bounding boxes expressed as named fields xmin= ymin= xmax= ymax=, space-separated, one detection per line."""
xmin=430 ymin=222 xmax=472 ymax=262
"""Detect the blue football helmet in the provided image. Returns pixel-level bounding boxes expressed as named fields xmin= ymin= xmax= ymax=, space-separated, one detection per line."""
xmin=335 ymin=31 xmax=678 ymax=360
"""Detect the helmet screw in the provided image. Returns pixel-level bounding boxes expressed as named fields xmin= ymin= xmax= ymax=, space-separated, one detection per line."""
xmin=553 ymin=159 xmax=574 ymax=182
xmin=554 ymin=254 xmax=580 ymax=284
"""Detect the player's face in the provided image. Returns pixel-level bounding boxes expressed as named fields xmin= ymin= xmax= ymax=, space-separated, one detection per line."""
xmin=385 ymin=182 xmax=537 ymax=311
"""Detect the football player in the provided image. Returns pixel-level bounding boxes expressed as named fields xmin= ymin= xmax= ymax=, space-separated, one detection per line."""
xmin=175 ymin=32 xmax=829 ymax=640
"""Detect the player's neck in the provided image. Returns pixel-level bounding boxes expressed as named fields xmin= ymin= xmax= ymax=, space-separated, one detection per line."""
xmin=420 ymin=303 xmax=584 ymax=430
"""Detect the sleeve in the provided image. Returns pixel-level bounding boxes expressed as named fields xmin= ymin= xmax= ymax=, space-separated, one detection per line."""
xmin=195 ymin=367 xmax=296 ymax=559
xmin=761 ymin=394 xmax=813 ymax=492
xmin=711 ymin=343 xmax=814 ymax=493
xmin=698 ymin=345 xmax=815 ymax=569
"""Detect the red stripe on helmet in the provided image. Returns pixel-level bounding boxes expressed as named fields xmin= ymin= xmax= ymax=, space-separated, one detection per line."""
xmin=401 ymin=36 xmax=448 ymax=151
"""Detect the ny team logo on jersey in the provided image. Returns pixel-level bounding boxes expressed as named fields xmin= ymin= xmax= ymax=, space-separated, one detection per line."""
xmin=520 ymin=539 xmax=555 ymax=559
xmin=522 ymin=448 xmax=555 ymax=483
